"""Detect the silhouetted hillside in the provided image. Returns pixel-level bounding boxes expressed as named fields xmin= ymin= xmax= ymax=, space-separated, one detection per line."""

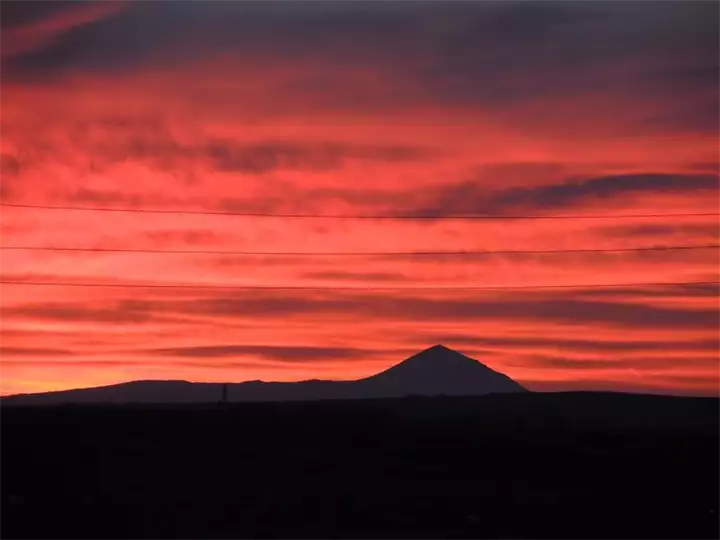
xmin=1 ymin=345 xmax=526 ymax=405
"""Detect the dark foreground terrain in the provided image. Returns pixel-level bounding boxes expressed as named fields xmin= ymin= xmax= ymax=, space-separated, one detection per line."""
xmin=2 ymin=392 xmax=718 ymax=539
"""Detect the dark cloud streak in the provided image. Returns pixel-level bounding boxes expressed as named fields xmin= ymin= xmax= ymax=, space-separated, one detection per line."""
xmin=144 ymin=344 xmax=391 ymax=362
xmin=0 ymin=346 xmax=75 ymax=357
xmin=414 ymin=173 xmax=719 ymax=216
xmin=2 ymin=300 xmax=157 ymax=324
xmin=362 ymin=297 xmax=720 ymax=329
xmin=7 ymin=290 xmax=714 ymax=330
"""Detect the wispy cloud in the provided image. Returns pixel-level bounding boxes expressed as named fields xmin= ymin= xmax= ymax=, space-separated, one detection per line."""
xmin=1 ymin=1 xmax=128 ymax=59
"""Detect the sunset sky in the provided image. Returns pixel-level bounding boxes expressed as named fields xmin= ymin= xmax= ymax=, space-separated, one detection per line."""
xmin=1 ymin=0 xmax=718 ymax=397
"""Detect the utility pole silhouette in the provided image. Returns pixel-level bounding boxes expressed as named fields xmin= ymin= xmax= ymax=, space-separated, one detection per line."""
xmin=218 ymin=383 xmax=228 ymax=406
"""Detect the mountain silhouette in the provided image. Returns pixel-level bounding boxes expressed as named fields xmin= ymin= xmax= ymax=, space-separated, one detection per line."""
xmin=1 ymin=345 xmax=526 ymax=405
xmin=358 ymin=344 xmax=524 ymax=395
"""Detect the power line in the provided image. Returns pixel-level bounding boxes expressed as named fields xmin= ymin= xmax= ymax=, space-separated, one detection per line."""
xmin=0 ymin=280 xmax=717 ymax=291
xmin=1 ymin=202 xmax=718 ymax=220
xmin=1 ymin=244 xmax=718 ymax=256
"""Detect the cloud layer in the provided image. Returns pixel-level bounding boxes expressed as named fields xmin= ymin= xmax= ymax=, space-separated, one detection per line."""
xmin=1 ymin=0 xmax=718 ymax=396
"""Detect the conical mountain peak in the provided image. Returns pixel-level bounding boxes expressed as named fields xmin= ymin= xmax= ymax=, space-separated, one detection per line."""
xmin=403 ymin=344 xmax=489 ymax=368
xmin=416 ymin=344 xmax=477 ymax=361
xmin=360 ymin=344 xmax=525 ymax=395
xmin=425 ymin=344 xmax=456 ymax=354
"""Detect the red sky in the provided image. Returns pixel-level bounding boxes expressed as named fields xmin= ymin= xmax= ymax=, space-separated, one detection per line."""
xmin=1 ymin=0 xmax=718 ymax=396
